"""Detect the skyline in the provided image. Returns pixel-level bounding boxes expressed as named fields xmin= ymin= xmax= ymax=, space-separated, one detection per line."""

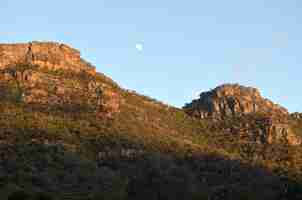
xmin=1 ymin=0 xmax=302 ymax=112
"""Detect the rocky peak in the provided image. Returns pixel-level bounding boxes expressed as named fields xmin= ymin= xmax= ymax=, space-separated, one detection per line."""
xmin=183 ymin=84 xmax=302 ymax=145
xmin=0 ymin=42 xmax=120 ymax=118
xmin=0 ymin=41 xmax=96 ymax=74
xmin=184 ymin=84 xmax=288 ymax=120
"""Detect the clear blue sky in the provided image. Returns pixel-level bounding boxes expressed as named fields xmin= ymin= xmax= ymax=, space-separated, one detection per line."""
xmin=1 ymin=0 xmax=302 ymax=112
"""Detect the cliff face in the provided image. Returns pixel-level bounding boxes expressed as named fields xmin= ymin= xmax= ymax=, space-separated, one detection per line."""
xmin=228 ymin=116 xmax=302 ymax=146
xmin=184 ymin=84 xmax=288 ymax=120
xmin=291 ymin=112 xmax=302 ymax=120
xmin=0 ymin=42 xmax=120 ymax=117
xmin=184 ymin=84 xmax=301 ymax=145
xmin=0 ymin=42 xmax=96 ymax=75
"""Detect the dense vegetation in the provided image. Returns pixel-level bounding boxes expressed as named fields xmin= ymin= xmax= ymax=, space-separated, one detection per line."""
xmin=0 ymin=64 xmax=302 ymax=199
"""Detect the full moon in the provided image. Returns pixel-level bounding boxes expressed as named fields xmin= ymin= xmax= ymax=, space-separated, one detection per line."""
xmin=135 ymin=43 xmax=143 ymax=51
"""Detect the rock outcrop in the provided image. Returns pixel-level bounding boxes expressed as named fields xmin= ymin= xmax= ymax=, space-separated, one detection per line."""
xmin=184 ymin=84 xmax=288 ymax=120
xmin=184 ymin=84 xmax=301 ymax=145
xmin=0 ymin=42 xmax=120 ymax=117
xmin=237 ymin=116 xmax=301 ymax=145
xmin=0 ymin=41 xmax=96 ymax=75
xmin=291 ymin=112 xmax=302 ymax=120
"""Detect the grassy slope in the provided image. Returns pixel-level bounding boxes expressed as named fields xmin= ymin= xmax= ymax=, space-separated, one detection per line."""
xmin=1 ymin=68 xmax=302 ymax=199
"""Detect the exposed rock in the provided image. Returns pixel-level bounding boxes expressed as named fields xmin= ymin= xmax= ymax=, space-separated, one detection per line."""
xmin=291 ymin=112 xmax=302 ymax=120
xmin=19 ymin=70 xmax=121 ymax=117
xmin=0 ymin=41 xmax=96 ymax=75
xmin=255 ymin=117 xmax=301 ymax=145
xmin=0 ymin=42 xmax=120 ymax=118
xmin=100 ymin=89 xmax=120 ymax=117
xmin=184 ymin=84 xmax=301 ymax=145
xmin=184 ymin=84 xmax=288 ymax=120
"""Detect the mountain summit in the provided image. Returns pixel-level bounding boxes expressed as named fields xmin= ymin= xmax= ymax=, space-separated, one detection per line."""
xmin=184 ymin=84 xmax=301 ymax=145
xmin=184 ymin=83 xmax=288 ymax=120
xmin=0 ymin=41 xmax=120 ymax=117
xmin=0 ymin=41 xmax=95 ymax=74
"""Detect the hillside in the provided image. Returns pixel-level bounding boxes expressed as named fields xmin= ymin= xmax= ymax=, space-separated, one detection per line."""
xmin=184 ymin=84 xmax=301 ymax=145
xmin=0 ymin=42 xmax=302 ymax=200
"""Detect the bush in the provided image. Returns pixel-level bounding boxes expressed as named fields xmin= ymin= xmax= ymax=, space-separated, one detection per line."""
xmin=34 ymin=192 xmax=54 ymax=200
xmin=8 ymin=190 xmax=31 ymax=200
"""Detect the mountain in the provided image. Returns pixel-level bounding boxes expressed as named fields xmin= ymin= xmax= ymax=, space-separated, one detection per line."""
xmin=0 ymin=42 xmax=302 ymax=200
xmin=184 ymin=84 xmax=302 ymax=145
xmin=0 ymin=42 xmax=120 ymax=117
xmin=0 ymin=41 xmax=95 ymax=74
xmin=183 ymin=84 xmax=288 ymax=119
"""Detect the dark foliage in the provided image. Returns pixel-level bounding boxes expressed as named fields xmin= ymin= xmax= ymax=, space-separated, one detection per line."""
xmin=0 ymin=64 xmax=302 ymax=199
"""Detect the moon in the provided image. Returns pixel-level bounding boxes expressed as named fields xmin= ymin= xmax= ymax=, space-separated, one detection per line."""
xmin=135 ymin=43 xmax=143 ymax=52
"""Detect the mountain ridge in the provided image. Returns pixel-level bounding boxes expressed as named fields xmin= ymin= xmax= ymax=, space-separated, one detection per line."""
xmin=0 ymin=41 xmax=96 ymax=74
xmin=0 ymin=41 xmax=302 ymax=199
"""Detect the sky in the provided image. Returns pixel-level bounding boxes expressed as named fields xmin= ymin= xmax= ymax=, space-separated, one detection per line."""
xmin=1 ymin=0 xmax=302 ymax=112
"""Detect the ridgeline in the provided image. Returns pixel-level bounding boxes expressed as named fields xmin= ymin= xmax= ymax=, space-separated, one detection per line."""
xmin=0 ymin=42 xmax=302 ymax=200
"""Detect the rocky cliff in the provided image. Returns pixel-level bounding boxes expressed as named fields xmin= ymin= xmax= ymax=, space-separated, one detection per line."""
xmin=0 ymin=42 xmax=120 ymax=117
xmin=0 ymin=41 xmax=96 ymax=75
xmin=291 ymin=112 xmax=302 ymax=120
xmin=184 ymin=84 xmax=301 ymax=145
xmin=221 ymin=116 xmax=302 ymax=146
xmin=184 ymin=84 xmax=288 ymax=120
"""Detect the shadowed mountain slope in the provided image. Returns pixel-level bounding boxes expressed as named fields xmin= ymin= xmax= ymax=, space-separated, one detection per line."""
xmin=0 ymin=42 xmax=302 ymax=200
